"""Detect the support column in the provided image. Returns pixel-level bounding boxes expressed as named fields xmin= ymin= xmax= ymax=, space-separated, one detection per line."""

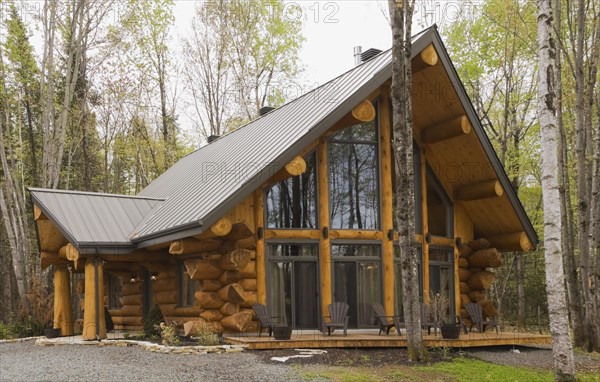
xmin=254 ymin=190 xmax=266 ymax=304
xmin=379 ymin=86 xmax=395 ymax=316
xmin=83 ymin=258 xmax=106 ymax=340
xmin=421 ymin=149 xmax=430 ymax=303
xmin=53 ymin=264 xmax=73 ymax=336
xmin=318 ymin=140 xmax=332 ymax=316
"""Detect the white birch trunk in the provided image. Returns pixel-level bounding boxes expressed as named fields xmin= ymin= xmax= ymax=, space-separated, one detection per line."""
xmin=537 ymin=0 xmax=576 ymax=380
xmin=388 ymin=0 xmax=426 ymax=362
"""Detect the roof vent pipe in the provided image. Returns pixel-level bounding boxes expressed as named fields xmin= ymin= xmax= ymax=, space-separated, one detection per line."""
xmin=353 ymin=46 xmax=363 ymax=66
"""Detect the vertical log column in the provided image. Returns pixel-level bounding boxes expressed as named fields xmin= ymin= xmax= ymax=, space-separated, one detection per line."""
xmin=420 ymin=148 xmax=430 ymax=303
xmin=379 ymin=85 xmax=395 ymax=316
xmin=83 ymin=258 xmax=106 ymax=340
xmin=53 ymin=264 xmax=73 ymax=336
xmin=318 ymin=140 xmax=332 ymax=316
xmin=254 ymin=190 xmax=266 ymax=304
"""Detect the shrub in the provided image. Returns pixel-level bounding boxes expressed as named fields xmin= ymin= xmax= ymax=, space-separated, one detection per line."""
xmin=143 ymin=305 xmax=165 ymax=339
xmin=159 ymin=322 xmax=181 ymax=346
xmin=193 ymin=320 xmax=223 ymax=346
xmin=0 ymin=322 xmax=15 ymax=339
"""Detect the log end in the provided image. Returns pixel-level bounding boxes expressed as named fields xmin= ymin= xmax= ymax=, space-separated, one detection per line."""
xmin=351 ymin=100 xmax=376 ymax=122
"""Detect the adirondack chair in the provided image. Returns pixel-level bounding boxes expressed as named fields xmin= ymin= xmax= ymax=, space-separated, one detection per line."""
xmin=252 ymin=303 xmax=282 ymax=337
xmin=465 ymin=302 xmax=499 ymax=334
xmin=421 ymin=303 xmax=439 ymax=335
xmin=370 ymin=302 xmax=398 ymax=335
xmin=323 ymin=302 xmax=349 ymax=336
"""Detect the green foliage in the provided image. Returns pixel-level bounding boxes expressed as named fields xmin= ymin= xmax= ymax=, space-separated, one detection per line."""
xmin=192 ymin=320 xmax=223 ymax=346
xmin=159 ymin=322 xmax=180 ymax=346
xmin=143 ymin=305 xmax=166 ymax=339
xmin=0 ymin=321 xmax=15 ymax=339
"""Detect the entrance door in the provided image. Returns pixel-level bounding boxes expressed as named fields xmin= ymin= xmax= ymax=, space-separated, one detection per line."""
xmin=268 ymin=244 xmax=319 ymax=329
xmin=332 ymin=245 xmax=382 ymax=328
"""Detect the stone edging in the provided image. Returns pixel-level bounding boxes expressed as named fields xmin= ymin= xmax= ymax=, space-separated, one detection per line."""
xmin=34 ymin=338 xmax=247 ymax=355
xmin=0 ymin=336 xmax=44 ymax=343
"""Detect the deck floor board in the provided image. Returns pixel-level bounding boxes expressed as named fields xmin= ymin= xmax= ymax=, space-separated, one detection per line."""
xmin=224 ymin=330 xmax=551 ymax=350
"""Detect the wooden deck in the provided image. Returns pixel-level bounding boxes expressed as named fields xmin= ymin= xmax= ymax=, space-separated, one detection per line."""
xmin=224 ymin=329 xmax=551 ymax=350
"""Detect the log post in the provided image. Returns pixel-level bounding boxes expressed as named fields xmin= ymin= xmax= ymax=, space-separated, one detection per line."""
xmin=83 ymin=258 xmax=107 ymax=340
xmin=318 ymin=140 xmax=332 ymax=315
xmin=254 ymin=190 xmax=266 ymax=304
xmin=412 ymin=43 xmax=438 ymax=74
xmin=421 ymin=115 xmax=472 ymax=144
xmin=379 ymin=84 xmax=395 ymax=316
xmin=53 ymin=264 xmax=74 ymax=336
xmin=454 ymin=180 xmax=503 ymax=202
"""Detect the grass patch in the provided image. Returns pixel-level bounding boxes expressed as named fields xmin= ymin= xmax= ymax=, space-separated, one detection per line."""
xmin=294 ymin=355 xmax=599 ymax=382
xmin=418 ymin=358 xmax=552 ymax=381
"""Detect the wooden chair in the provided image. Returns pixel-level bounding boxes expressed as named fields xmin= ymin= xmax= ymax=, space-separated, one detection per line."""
xmin=370 ymin=302 xmax=397 ymax=335
xmin=420 ymin=303 xmax=439 ymax=335
xmin=465 ymin=302 xmax=499 ymax=334
xmin=252 ymin=303 xmax=282 ymax=337
xmin=323 ymin=302 xmax=349 ymax=336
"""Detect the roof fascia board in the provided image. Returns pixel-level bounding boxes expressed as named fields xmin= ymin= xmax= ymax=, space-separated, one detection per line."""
xmin=429 ymin=29 xmax=539 ymax=246
xmin=133 ymin=28 xmax=437 ymax=247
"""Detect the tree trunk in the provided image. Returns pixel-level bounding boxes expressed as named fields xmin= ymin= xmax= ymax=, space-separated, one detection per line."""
xmin=537 ymin=1 xmax=576 ymax=379
xmin=388 ymin=0 xmax=427 ymax=362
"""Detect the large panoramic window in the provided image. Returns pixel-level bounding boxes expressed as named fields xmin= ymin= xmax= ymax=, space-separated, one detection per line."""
xmin=426 ymin=167 xmax=453 ymax=237
xmin=392 ymin=141 xmax=422 ymax=233
xmin=266 ymin=152 xmax=317 ymax=228
xmin=328 ymin=119 xmax=380 ymax=229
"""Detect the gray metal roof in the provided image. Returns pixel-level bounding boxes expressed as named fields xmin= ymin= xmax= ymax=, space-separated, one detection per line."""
xmin=133 ymin=29 xmax=435 ymax=244
xmin=29 ymin=188 xmax=163 ymax=253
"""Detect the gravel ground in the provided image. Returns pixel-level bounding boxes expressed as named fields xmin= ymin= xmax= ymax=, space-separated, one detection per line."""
xmin=0 ymin=342 xmax=304 ymax=382
xmin=2 ymin=341 xmax=599 ymax=382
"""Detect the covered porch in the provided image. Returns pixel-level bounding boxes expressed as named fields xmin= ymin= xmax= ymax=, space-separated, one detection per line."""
xmin=224 ymin=329 xmax=551 ymax=350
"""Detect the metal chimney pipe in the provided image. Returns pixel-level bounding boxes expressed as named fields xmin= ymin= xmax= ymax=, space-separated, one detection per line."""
xmin=353 ymin=46 xmax=363 ymax=66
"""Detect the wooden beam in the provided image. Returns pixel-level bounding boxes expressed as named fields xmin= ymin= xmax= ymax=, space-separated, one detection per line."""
xmin=37 ymin=219 xmax=67 ymax=252
xmin=34 ymin=205 xmax=47 ymax=220
xmin=53 ymin=264 xmax=74 ymax=336
xmin=264 ymin=156 xmax=307 ymax=186
xmin=194 ymin=217 xmax=232 ymax=240
xmin=169 ymin=238 xmax=221 ymax=255
xmin=254 ymin=190 xmax=266 ymax=305
xmin=454 ymin=180 xmax=503 ymax=202
xmin=379 ymin=84 xmax=395 ymax=317
xmin=329 ymin=230 xmax=384 ymax=240
xmin=485 ymin=231 xmax=534 ymax=252
xmin=100 ymin=250 xmax=168 ymax=262
xmin=318 ymin=140 xmax=332 ymax=316
xmin=351 ymin=100 xmax=376 ymax=122
xmin=40 ymin=252 xmax=68 ymax=269
xmin=83 ymin=258 xmax=106 ymax=340
xmin=59 ymin=243 xmax=79 ymax=262
xmin=421 ymin=115 xmax=471 ymax=144
xmin=264 ymin=229 xmax=320 ymax=240
xmin=412 ymin=44 xmax=438 ymax=74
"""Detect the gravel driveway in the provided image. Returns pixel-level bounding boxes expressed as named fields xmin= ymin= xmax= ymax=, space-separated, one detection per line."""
xmin=0 ymin=341 xmax=303 ymax=382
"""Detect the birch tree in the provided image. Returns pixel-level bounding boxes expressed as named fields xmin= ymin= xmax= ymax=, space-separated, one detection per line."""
xmin=537 ymin=0 xmax=576 ymax=379
xmin=388 ymin=0 xmax=427 ymax=362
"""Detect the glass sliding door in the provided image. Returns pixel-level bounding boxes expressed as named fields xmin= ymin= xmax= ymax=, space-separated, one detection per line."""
xmin=428 ymin=246 xmax=454 ymax=316
xmin=267 ymin=244 xmax=319 ymax=329
xmin=332 ymin=244 xmax=382 ymax=328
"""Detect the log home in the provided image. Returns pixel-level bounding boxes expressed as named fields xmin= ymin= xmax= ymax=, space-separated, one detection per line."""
xmin=30 ymin=26 xmax=537 ymax=340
